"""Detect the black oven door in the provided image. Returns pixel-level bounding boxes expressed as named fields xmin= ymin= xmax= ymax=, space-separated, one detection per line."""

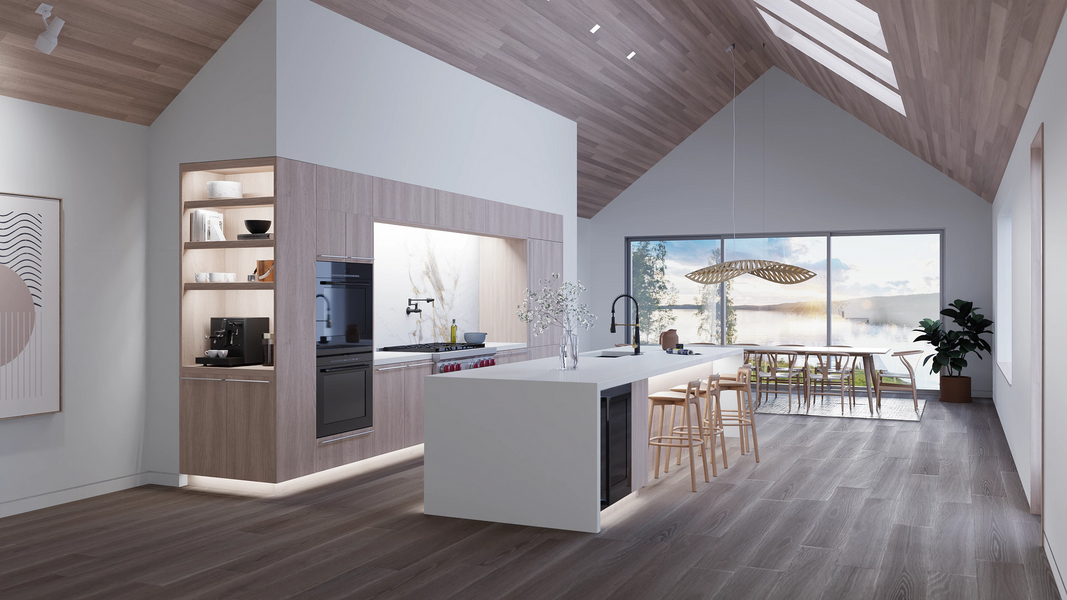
xmin=316 ymin=355 xmax=373 ymax=438
xmin=316 ymin=261 xmax=373 ymax=355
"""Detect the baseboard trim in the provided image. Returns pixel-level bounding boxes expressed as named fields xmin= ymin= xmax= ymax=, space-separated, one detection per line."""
xmin=144 ymin=472 xmax=188 ymax=487
xmin=0 ymin=472 xmax=152 ymax=519
xmin=1046 ymin=532 xmax=1067 ymax=600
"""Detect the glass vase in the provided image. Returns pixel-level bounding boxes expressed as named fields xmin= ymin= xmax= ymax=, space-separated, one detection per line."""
xmin=559 ymin=329 xmax=579 ymax=370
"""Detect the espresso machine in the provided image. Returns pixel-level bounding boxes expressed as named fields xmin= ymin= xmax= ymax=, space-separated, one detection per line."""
xmin=196 ymin=317 xmax=271 ymax=366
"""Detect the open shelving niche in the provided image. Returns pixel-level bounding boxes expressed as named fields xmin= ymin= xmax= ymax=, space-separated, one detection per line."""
xmin=180 ymin=159 xmax=276 ymax=373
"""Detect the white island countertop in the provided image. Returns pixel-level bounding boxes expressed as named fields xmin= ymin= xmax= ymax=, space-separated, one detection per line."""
xmin=435 ymin=344 xmax=740 ymax=391
xmin=423 ymin=344 xmax=742 ymax=533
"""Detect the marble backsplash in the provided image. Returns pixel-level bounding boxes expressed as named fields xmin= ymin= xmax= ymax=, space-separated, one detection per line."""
xmin=374 ymin=223 xmax=481 ymax=348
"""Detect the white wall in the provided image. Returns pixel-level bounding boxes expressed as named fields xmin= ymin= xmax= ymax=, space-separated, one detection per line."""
xmin=0 ymin=96 xmax=149 ymax=517
xmin=275 ymin=0 xmax=577 ymax=279
xmin=583 ymin=68 xmax=993 ymax=396
xmin=139 ymin=0 xmax=577 ymax=484
xmin=992 ymin=12 xmax=1067 ymax=596
xmin=143 ymin=0 xmax=278 ymax=482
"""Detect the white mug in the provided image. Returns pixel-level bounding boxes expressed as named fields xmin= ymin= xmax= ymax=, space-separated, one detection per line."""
xmin=225 ymin=273 xmax=237 ymax=283
xmin=208 ymin=272 xmax=226 ymax=283
xmin=217 ymin=350 xmax=229 ymax=358
xmin=205 ymin=350 xmax=220 ymax=358
xmin=194 ymin=273 xmax=209 ymax=283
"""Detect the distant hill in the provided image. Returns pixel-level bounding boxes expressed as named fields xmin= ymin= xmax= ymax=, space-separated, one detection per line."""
xmin=732 ymin=293 xmax=940 ymax=327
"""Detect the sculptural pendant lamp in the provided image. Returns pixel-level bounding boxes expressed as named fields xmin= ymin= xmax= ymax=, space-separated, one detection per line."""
xmin=686 ymin=44 xmax=816 ymax=287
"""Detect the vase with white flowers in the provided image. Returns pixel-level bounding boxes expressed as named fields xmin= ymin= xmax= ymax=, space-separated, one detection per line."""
xmin=517 ymin=274 xmax=597 ymax=370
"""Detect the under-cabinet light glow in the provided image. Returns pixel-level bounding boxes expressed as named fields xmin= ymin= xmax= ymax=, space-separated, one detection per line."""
xmin=755 ymin=0 xmax=896 ymax=88
xmin=798 ymin=0 xmax=887 ymax=53
xmin=590 ymin=24 xmax=600 ymax=33
xmin=760 ymin=10 xmax=905 ymax=115
xmin=626 ymin=51 xmax=636 ymax=59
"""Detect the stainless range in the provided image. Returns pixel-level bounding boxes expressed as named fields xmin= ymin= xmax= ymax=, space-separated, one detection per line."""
xmin=378 ymin=343 xmax=497 ymax=374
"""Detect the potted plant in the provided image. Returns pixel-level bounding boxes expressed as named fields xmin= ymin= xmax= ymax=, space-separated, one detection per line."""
xmin=913 ymin=299 xmax=993 ymax=403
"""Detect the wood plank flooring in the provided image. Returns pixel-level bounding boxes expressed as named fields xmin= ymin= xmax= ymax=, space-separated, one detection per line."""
xmin=0 ymin=399 xmax=1059 ymax=599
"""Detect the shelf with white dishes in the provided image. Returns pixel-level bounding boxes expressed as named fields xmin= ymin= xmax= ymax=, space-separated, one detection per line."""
xmin=183 ymin=282 xmax=275 ymax=291
xmin=184 ymin=196 xmax=275 ymax=210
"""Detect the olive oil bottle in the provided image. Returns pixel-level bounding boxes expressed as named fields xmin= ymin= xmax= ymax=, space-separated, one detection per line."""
xmin=450 ymin=319 xmax=457 ymax=344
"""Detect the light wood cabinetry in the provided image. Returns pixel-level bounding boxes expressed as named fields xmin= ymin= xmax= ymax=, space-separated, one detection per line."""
xmin=179 ymin=376 xmax=229 ymax=478
xmin=316 ymin=165 xmax=374 ymax=262
xmin=403 ymin=362 xmax=433 ymax=446
xmin=530 ymin=211 xmax=564 ymax=242
xmin=485 ymin=200 xmax=530 ymax=238
xmin=315 ymin=166 xmax=372 ymax=215
xmin=495 ymin=348 xmax=531 ymax=364
xmin=179 ymin=372 xmax=276 ymax=482
xmin=373 ymin=178 xmax=436 ymax=226
xmin=229 ymin=378 xmax=277 ymax=482
xmin=436 ymin=191 xmax=487 ymax=233
xmin=181 ymin=157 xmax=564 ymax=484
xmin=315 ymin=209 xmax=346 ymax=258
xmin=346 ymin=213 xmax=374 ymax=260
xmin=526 ymin=238 xmax=565 ymax=347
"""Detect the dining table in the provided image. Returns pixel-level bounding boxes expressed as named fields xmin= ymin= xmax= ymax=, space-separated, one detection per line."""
xmin=727 ymin=345 xmax=891 ymax=414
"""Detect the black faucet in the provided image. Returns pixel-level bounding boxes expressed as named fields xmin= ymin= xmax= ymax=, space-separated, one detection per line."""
xmin=609 ymin=294 xmax=641 ymax=355
xmin=316 ymin=294 xmax=332 ymax=328
xmin=407 ymin=298 xmax=435 ymax=315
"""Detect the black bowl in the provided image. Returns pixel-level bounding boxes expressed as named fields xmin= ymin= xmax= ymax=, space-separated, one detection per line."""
xmin=244 ymin=220 xmax=272 ymax=234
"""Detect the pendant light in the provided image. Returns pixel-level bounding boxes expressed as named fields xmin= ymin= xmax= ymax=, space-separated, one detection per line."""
xmin=686 ymin=44 xmax=816 ymax=286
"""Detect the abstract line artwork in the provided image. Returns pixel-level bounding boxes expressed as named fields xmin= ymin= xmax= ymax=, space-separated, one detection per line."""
xmin=0 ymin=194 xmax=61 ymax=419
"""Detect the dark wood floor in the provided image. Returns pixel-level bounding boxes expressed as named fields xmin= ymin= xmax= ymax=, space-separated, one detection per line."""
xmin=0 ymin=398 xmax=1060 ymax=600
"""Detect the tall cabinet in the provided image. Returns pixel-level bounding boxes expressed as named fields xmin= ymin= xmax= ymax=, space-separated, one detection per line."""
xmin=180 ymin=157 xmax=564 ymax=484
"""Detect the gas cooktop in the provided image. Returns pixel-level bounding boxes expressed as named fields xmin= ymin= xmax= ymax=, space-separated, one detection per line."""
xmin=380 ymin=342 xmax=486 ymax=353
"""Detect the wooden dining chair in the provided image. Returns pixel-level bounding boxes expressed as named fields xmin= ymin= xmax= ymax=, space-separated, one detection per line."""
xmin=874 ymin=350 xmax=923 ymax=411
xmin=805 ymin=352 xmax=856 ymax=413
xmin=771 ymin=345 xmax=804 ymax=409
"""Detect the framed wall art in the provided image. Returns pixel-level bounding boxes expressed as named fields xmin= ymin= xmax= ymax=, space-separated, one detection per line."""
xmin=0 ymin=193 xmax=61 ymax=419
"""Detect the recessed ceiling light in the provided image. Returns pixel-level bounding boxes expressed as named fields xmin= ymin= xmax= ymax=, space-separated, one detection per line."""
xmin=798 ymin=0 xmax=888 ymax=53
xmin=759 ymin=10 xmax=905 ymax=115
xmin=626 ymin=51 xmax=636 ymax=59
xmin=755 ymin=0 xmax=896 ymax=88
xmin=590 ymin=24 xmax=600 ymax=33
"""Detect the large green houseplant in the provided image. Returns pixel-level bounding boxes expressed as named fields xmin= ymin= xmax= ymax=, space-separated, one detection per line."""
xmin=913 ymin=299 xmax=993 ymax=403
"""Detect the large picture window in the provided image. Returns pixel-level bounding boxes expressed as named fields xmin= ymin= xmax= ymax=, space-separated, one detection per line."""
xmin=627 ymin=231 xmax=942 ymax=389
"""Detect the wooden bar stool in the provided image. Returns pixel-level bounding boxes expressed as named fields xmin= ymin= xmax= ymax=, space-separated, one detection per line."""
xmin=648 ymin=380 xmax=710 ymax=491
xmin=717 ymin=366 xmax=760 ymax=462
xmin=669 ymin=374 xmax=727 ymax=472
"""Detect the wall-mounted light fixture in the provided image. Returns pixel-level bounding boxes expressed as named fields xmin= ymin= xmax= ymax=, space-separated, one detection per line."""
xmin=34 ymin=4 xmax=65 ymax=55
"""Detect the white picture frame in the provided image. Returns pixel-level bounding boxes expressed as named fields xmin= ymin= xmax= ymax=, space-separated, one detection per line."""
xmin=0 ymin=193 xmax=62 ymax=419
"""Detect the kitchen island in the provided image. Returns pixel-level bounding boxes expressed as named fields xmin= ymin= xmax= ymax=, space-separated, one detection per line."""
xmin=423 ymin=345 xmax=742 ymax=533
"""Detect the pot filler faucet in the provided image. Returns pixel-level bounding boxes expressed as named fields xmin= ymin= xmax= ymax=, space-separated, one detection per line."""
xmin=407 ymin=298 xmax=435 ymax=315
xmin=609 ymin=294 xmax=641 ymax=355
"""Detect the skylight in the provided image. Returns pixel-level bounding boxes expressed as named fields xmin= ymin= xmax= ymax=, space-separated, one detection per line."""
xmin=799 ymin=0 xmax=888 ymax=52
xmin=754 ymin=0 xmax=896 ymax=88
xmin=759 ymin=10 xmax=905 ymax=115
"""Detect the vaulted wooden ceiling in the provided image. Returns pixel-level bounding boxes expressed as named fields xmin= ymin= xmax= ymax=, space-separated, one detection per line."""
xmin=0 ymin=0 xmax=259 ymax=125
xmin=1 ymin=0 xmax=1063 ymax=218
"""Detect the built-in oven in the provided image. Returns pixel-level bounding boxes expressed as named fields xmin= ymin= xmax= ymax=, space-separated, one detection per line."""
xmin=315 ymin=260 xmax=374 ymax=438
xmin=316 ymin=261 xmax=373 ymax=355
xmin=317 ymin=353 xmax=373 ymax=438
